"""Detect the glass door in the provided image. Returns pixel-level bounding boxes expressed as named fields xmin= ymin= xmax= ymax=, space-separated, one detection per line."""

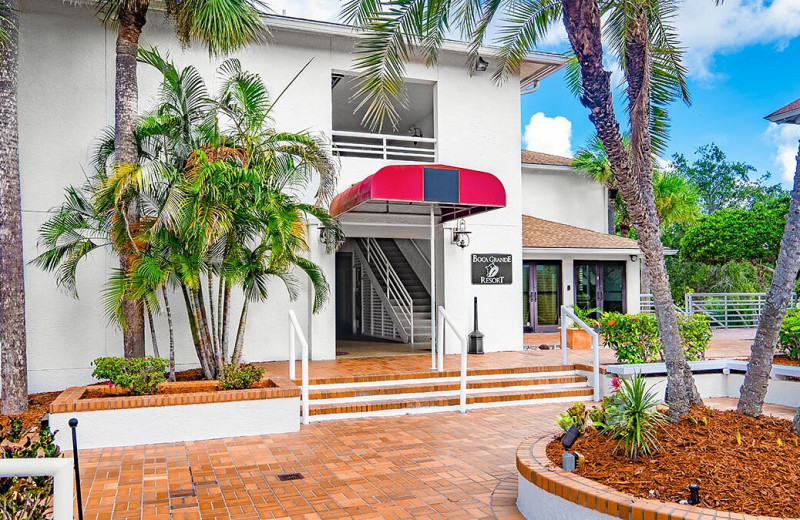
xmin=523 ymin=262 xmax=562 ymax=333
xmin=574 ymin=262 xmax=626 ymax=315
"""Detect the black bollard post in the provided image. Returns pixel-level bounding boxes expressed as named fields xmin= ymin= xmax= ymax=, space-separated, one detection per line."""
xmin=69 ymin=418 xmax=84 ymax=520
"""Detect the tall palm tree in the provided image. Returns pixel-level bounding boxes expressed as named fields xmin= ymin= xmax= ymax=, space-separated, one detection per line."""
xmin=572 ymin=135 xmax=622 ymax=234
xmin=95 ymin=0 xmax=267 ymax=358
xmin=0 ymin=0 xmax=28 ymax=415
xmin=345 ymin=0 xmax=702 ymax=417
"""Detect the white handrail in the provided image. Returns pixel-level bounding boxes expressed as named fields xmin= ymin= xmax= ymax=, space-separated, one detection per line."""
xmin=288 ymin=310 xmax=309 ymax=425
xmin=0 ymin=458 xmax=74 ymax=520
xmin=361 ymin=238 xmax=415 ymax=343
xmin=332 ymin=130 xmax=437 ymax=162
xmin=561 ymin=305 xmax=601 ymax=401
xmin=332 ymin=129 xmax=437 ymax=143
xmin=436 ymin=306 xmax=468 ymax=413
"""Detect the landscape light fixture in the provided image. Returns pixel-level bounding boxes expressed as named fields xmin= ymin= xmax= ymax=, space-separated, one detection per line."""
xmin=474 ymin=56 xmax=489 ymax=72
xmin=451 ymin=219 xmax=472 ymax=248
xmin=561 ymin=425 xmax=581 ymax=471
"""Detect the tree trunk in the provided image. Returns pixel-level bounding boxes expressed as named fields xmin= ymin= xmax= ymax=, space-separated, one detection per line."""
xmin=739 ymin=139 xmax=800 ymax=419
xmin=162 ymin=287 xmax=176 ymax=382
xmin=231 ymin=300 xmax=249 ymax=365
xmin=221 ymin=282 xmax=231 ymax=363
xmin=115 ymin=3 xmax=148 ymax=358
xmin=0 ymin=0 xmax=28 ymax=415
xmin=561 ymin=0 xmax=694 ymax=418
xmin=146 ymin=308 xmax=160 ymax=357
xmin=182 ymin=285 xmax=214 ymax=380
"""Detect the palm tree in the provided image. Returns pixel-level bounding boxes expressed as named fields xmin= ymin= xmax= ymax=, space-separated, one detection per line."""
xmin=36 ymin=51 xmax=341 ymax=381
xmin=0 ymin=0 xmax=28 ymax=415
xmin=572 ymin=135 xmax=624 ymax=234
xmin=345 ymin=0 xmax=702 ymax=417
xmin=95 ymin=0 xmax=267 ymax=358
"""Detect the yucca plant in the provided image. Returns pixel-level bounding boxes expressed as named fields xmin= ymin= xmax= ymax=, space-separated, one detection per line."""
xmin=608 ymin=374 xmax=667 ymax=461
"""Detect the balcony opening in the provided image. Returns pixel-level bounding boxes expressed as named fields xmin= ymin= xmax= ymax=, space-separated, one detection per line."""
xmin=332 ymin=74 xmax=436 ymax=162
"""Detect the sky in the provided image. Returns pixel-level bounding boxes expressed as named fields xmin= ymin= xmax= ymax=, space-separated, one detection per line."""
xmin=270 ymin=0 xmax=800 ymax=186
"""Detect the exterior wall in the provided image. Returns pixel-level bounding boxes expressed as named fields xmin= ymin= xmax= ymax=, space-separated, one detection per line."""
xmin=521 ymin=165 xmax=608 ymax=233
xmin=14 ymin=0 xmax=527 ymax=391
xmin=523 ymin=251 xmax=642 ymax=316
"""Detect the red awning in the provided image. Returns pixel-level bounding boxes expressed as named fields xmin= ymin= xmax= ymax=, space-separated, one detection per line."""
xmin=329 ymin=164 xmax=506 ymax=223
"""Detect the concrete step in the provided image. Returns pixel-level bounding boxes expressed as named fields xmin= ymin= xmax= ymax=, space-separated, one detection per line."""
xmin=305 ymin=386 xmax=594 ymax=420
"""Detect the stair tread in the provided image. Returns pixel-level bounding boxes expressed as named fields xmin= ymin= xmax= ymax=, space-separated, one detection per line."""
xmin=308 ymin=375 xmax=588 ymax=400
xmin=306 ymin=387 xmax=594 ymax=415
xmin=298 ymin=364 xmax=581 ymax=386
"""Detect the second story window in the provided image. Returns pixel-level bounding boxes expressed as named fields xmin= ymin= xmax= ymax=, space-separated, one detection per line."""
xmin=332 ymin=73 xmax=436 ymax=162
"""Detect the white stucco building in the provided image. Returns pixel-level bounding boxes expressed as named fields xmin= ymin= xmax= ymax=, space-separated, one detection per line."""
xmin=12 ymin=0 xmax=641 ymax=393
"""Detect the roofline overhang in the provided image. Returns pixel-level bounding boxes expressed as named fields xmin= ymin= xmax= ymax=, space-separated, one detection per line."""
xmin=766 ymin=107 xmax=800 ymax=125
xmin=523 ymin=247 xmax=642 ymax=255
xmin=521 ymin=163 xmax=575 ymax=172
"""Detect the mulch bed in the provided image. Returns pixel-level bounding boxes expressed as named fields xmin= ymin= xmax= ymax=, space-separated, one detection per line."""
xmin=83 ymin=378 xmax=276 ymax=399
xmin=772 ymin=355 xmax=799 ymax=366
xmin=547 ymin=407 xmax=800 ymax=518
xmin=0 ymin=392 xmax=61 ymax=431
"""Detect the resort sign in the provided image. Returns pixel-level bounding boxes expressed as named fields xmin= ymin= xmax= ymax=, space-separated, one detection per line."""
xmin=471 ymin=254 xmax=513 ymax=285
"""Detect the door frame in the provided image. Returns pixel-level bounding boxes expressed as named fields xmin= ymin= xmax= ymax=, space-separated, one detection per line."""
xmin=523 ymin=261 xmax=562 ymax=333
xmin=572 ymin=260 xmax=627 ymax=314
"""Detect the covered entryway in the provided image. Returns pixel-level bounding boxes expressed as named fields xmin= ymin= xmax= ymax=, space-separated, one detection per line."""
xmin=330 ymin=164 xmax=506 ymax=356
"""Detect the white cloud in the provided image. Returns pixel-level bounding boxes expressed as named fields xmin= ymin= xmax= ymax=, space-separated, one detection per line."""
xmin=268 ymin=0 xmax=340 ymax=21
xmin=765 ymin=122 xmax=800 ymax=182
xmin=522 ymin=112 xmax=573 ymax=157
xmin=676 ymin=0 xmax=800 ymax=79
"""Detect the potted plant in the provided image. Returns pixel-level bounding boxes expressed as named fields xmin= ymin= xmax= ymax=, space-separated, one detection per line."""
xmin=561 ymin=306 xmax=599 ymax=350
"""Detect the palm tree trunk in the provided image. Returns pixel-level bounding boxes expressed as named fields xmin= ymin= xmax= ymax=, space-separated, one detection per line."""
xmin=146 ymin=308 xmax=160 ymax=357
xmin=193 ymin=285 xmax=218 ymax=378
xmin=115 ymin=2 xmax=148 ymax=358
xmin=231 ymin=300 xmax=249 ymax=365
xmin=607 ymin=189 xmax=617 ymax=235
xmin=162 ymin=287 xmax=176 ymax=382
xmin=221 ymin=281 xmax=231 ymax=363
xmin=182 ymin=285 xmax=214 ymax=379
xmin=208 ymin=272 xmax=217 ymax=354
xmin=561 ymin=0 xmax=694 ymax=418
xmin=0 ymin=0 xmax=28 ymax=415
xmin=739 ymin=140 xmax=800 ymax=420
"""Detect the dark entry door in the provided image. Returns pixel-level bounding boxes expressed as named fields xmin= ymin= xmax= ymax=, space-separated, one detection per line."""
xmin=523 ymin=261 xmax=562 ymax=333
xmin=574 ymin=262 xmax=626 ymax=315
xmin=335 ymin=253 xmax=354 ymax=338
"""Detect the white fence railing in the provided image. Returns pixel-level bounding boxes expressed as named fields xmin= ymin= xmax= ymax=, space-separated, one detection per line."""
xmin=435 ymin=306 xmax=468 ymax=413
xmin=332 ymin=130 xmax=436 ymax=162
xmin=361 ymin=237 xmax=415 ymax=343
xmin=288 ymin=310 xmax=309 ymax=425
xmin=560 ymin=305 xmax=600 ymax=401
xmin=641 ymin=292 xmax=800 ymax=329
xmin=0 ymin=458 xmax=74 ymax=520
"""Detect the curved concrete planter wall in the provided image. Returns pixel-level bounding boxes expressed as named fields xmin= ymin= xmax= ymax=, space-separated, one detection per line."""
xmin=49 ymin=379 xmax=300 ymax=449
xmin=516 ymin=435 xmax=788 ymax=520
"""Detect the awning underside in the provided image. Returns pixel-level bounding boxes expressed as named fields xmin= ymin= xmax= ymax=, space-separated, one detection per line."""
xmin=330 ymin=164 xmax=506 ymax=224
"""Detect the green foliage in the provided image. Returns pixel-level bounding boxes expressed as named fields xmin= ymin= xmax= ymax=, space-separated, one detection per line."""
xmin=680 ymin=198 xmax=789 ymax=267
xmin=606 ymin=375 xmax=667 ymax=461
xmin=569 ymin=305 xmax=599 ymax=328
xmin=598 ymin=312 xmax=711 ymax=363
xmin=92 ymin=356 xmax=168 ymax=395
xmin=677 ymin=313 xmax=712 ymax=361
xmin=219 ymin=363 xmax=265 ymax=390
xmin=555 ymin=402 xmax=587 ymax=433
xmin=1 ymin=421 xmax=61 ymax=520
xmin=670 ymin=143 xmax=784 ymax=214
xmin=588 ymin=396 xmax=621 ymax=434
xmin=779 ymin=310 xmax=800 ymax=362
xmin=598 ymin=313 xmax=661 ymax=364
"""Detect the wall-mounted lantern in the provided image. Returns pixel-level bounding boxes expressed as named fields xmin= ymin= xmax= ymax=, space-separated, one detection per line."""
xmin=451 ymin=219 xmax=471 ymax=249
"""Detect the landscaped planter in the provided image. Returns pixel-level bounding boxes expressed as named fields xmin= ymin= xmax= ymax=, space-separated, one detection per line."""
xmin=560 ymin=327 xmax=593 ymax=350
xmin=48 ymin=378 xmax=300 ymax=450
xmin=516 ymin=435 xmax=788 ymax=520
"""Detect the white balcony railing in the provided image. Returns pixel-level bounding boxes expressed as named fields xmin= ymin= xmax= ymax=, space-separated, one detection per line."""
xmin=332 ymin=130 xmax=436 ymax=162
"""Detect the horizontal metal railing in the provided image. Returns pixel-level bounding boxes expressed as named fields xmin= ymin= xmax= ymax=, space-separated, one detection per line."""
xmin=641 ymin=292 xmax=800 ymax=329
xmin=332 ymin=130 xmax=436 ymax=162
xmin=360 ymin=237 xmax=415 ymax=343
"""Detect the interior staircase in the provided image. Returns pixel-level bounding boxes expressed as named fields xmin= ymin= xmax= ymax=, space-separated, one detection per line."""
xmin=296 ymin=364 xmax=595 ymax=422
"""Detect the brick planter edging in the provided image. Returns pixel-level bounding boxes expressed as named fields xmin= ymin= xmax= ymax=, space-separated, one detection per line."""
xmin=49 ymin=377 xmax=300 ymax=414
xmin=516 ymin=435 xmax=782 ymax=520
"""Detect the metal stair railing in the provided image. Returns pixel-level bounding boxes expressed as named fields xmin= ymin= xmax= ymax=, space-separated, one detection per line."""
xmin=359 ymin=237 xmax=415 ymax=342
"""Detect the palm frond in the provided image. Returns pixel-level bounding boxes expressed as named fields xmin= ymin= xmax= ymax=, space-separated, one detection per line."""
xmin=491 ymin=0 xmax=562 ymax=83
xmin=166 ymin=0 xmax=268 ymax=56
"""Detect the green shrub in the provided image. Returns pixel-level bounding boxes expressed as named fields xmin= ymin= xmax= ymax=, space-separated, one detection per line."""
xmin=1 ymin=420 xmax=60 ymax=520
xmin=779 ymin=310 xmax=800 ymax=362
xmin=606 ymin=374 xmax=667 ymax=461
xmin=219 ymin=363 xmax=265 ymax=390
xmin=598 ymin=312 xmax=661 ymax=363
xmin=598 ymin=312 xmax=711 ymax=363
xmin=677 ymin=313 xmax=712 ymax=361
xmin=92 ymin=356 xmax=168 ymax=395
xmin=588 ymin=396 xmax=621 ymax=434
xmin=555 ymin=402 xmax=588 ymax=433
